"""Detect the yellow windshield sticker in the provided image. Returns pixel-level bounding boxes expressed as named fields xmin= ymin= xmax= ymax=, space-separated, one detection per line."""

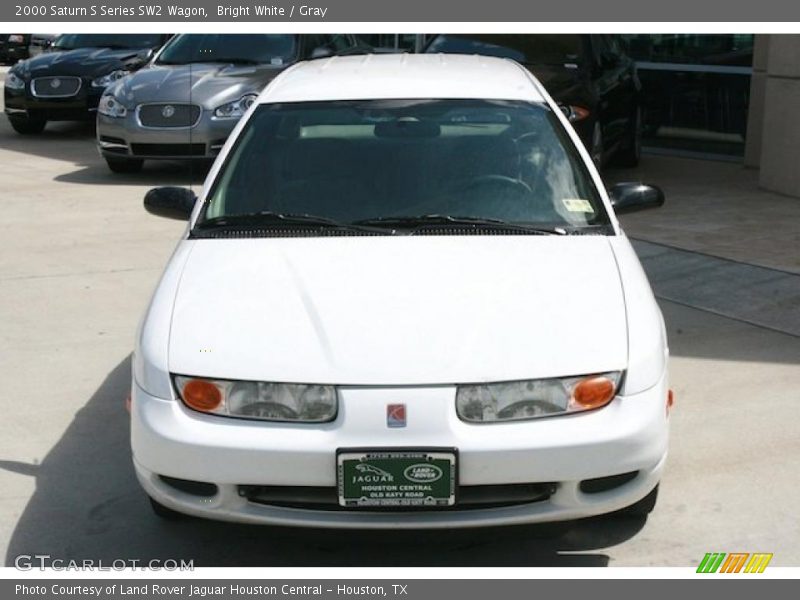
xmin=562 ymin=198 xmax=594 ymax=213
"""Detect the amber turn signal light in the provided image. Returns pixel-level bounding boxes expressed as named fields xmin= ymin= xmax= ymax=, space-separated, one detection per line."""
xmin=182 ymin=379 xmax=223 ymax=412
xmin=572 ymin=376 xmax=616 ymax=409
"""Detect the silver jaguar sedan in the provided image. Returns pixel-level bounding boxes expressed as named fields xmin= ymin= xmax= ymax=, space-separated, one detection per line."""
xmin=96 ymin=33 xmax=362 ymax=173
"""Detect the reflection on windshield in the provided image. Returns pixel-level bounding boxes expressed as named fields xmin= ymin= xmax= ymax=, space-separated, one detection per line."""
xmin=53 ymin=34 xmax=163 ymax=51
xmin=156 ymin=34 xmax=297 ymax=66
xmin=201 ymin=99 xmax=608 ymax=232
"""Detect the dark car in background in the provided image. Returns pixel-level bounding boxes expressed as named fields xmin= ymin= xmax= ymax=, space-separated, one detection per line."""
xmin=425 ymin=34 xmax=642 ymax=167
xmin=97 ymin=34 xmax=364 ymax=173
xmin=4 ymin=33 xmax=171 ymax=134
xmin=0 ymin=34 xmax=32 ymax=64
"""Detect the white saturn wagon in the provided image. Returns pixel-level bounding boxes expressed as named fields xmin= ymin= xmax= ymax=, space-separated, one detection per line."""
xmin=132 ymin=54 xmax=671 ymax=528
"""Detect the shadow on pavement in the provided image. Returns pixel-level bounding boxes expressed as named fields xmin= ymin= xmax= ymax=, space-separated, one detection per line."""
xmin=0 ymin=118 xmax=208 ymax=187
xmin=3 ymin=356 xmax=647 ymax=567
xmin=661 ymin=300 xmax=800 ymax=365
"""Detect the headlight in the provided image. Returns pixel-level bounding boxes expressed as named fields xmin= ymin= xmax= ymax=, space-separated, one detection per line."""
xmin=91 ymin=69 xmax=130 ymax=88
xmin=8 ymin=35 xmax=25 ymax=44
xmin=456 ymin=372 xmax=621 ymax=423
xmin=559 ymin=104 xmax=591 ymax=122
xmin=98 ymin=94 xmax=127 ymax=118
xmin=213 ymin=93 xmax=258 ymax=119
xmin=174 ymin=375 xmax=338 ymax=423
xmin=5 ymin=72 xmax=25 ymax=91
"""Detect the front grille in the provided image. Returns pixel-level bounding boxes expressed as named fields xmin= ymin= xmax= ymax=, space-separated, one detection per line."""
xmin=130 ymin=143 xmax=206 ymax=157
xmin=137 ymin=103 xmax=201 ymax=128
xmin=31 ymin=76 xmax=81 ymax=98
xmin=239 ymin=483 xmax=555 ymax=511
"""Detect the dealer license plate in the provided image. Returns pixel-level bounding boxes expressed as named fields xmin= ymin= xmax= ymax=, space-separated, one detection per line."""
xmin=337 ymin=450 xmax=457 ymax=508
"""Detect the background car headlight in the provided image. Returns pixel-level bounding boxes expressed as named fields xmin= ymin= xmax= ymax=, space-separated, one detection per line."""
xmin=4 ymin=72 xmax=25 ymax=91
xmin=213 ymin=93 xmax=259 ymax=119
xmin=98 ymin=94 xmax=127 ymax=118
xmin=91 ymin=69 xmax=130 ymax=88
xmin=174 ymin=375 xmax=338 ymax=423
xmin=456 ymin=372 xmax=622 ymax=423
xmin=559 ymin=104 xmax=591 ymax=122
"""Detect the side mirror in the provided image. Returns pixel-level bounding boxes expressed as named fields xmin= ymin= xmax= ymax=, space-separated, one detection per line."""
xmin=608 ymin=182 xmax=665 ymax=215
xmin=310 ymin=46 xmax=334 ymax=59
xmin=144 ymin=186 xmax=197 ymax=220
xmin=139 ymin=48 xmax=155 ymax=63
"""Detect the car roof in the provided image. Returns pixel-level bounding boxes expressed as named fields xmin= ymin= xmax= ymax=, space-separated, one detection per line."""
xmin=258 ymin=53 xmax=547 ymax=104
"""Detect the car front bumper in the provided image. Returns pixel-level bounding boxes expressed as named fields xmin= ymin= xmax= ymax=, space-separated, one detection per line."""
xmin=0 ymin=45 xmax=29 ymax=63
xmin=4 ymin=84 xmax=103 ymax=121
xmin=131 ymin=372 xmax=669 ymax=529
xmin=97 ymin=110 xmax=237 ymax=160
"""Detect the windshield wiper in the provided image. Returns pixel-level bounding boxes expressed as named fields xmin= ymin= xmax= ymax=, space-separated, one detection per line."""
xmin=352 ymin=214 xmax=569 ymax=235
xmin=194 ymin=211 xmax=390 ymax=235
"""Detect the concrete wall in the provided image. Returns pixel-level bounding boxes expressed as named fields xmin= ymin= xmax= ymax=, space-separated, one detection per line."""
xmin=752 ymin=35 xmax=800 ymax=197
xmin=744 ymin=36 xmax=768 ymax=168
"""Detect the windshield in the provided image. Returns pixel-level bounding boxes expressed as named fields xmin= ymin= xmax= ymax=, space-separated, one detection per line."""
xmin=52 ymin=34 xmax=163 ymax=51
xmin=426 ymin=35 xmax=585 ymax=66
xmin=156 ymin=34 xmax=297 ymax=66
xmin=200 ymin=99 xmax=608 ymax=233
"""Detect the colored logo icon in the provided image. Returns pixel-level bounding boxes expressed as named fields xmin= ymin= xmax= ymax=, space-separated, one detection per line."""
xmin=387 ymin=404 xmax=406 ymax=428
xmin=697 ymin=552 xmax=773 ymax=573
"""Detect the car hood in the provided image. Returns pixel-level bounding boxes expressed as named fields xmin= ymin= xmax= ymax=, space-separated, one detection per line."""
xmin=114 ymin=62 xmax=287 ymax=108
xmin=19 ymin=47 xmax=150 ymax=78
xmin=167 ymin=236 xmax=628 ymax=386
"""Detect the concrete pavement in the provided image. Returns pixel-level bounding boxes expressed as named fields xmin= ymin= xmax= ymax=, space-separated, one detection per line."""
xmin=611 ymin=154 xmax=800 ymax=274
xmin=0 ymin=99 xmax=798 ymax=566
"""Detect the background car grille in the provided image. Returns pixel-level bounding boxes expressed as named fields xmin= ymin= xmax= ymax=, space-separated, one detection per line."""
xmin=137 ymin=103 xmax=201 ymax=128
xmin=31 ymin=76 xmax=81 ymax=98
xmin=130 ymin=143 xmax=207 ymax=157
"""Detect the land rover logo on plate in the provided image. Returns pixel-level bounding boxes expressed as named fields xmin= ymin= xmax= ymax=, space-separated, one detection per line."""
xmin=403 ymin=463 xmax=443 ymax=483
xmin=387 ymin=403 xmax=406 ymax=428
xmin=50 ymin=78 xmax=61 ymax=89
xmin=162 ymin=105 xmax=175 ymax=118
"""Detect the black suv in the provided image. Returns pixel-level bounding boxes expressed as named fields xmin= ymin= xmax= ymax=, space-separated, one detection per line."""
xmin=4 ymin=33 xmax=171 ymax=134
xmin=425 ymin=34 xmax=642 ymax=168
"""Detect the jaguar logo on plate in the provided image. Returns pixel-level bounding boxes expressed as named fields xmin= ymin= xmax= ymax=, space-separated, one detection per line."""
xmin=161 ymin=105 xmax=175 ymax=118
xmin=387 ymin=403 xmax=406 ymax=428
xmin=50 ymin=78 xmax=61 ymax=89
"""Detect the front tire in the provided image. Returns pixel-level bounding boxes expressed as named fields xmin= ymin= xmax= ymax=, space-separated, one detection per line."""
xmin=615 ymin=484 xmax=659 ymax=517
xmin=614 ymin=107 xmax=642 ymax=168
xmin=104 ymin=156 xmax=144 ymax=174
xmin=148 ymin=497 xmax=187 ymax=521
xmin=8 ymin=115 xmax=47 ymax=134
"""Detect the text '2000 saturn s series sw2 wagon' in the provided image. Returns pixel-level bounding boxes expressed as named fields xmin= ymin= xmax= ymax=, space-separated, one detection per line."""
xmin=132 ymin=54 xmax=671 ymax=528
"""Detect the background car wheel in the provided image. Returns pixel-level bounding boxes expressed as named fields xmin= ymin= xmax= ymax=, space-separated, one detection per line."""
xmin=590 ymin=122 xmax=604 ymax=169
xmin=614 ymin=483 xmax=659 ymax=518
xmin=614 ymin=107 xmax=642 ymax=168
xmin=8 ymin=116 xmax=47 ymax=135
xmin=105 ymin=156 xmax=144 ymax=174
xmin=148 ymin=497 xmax=188 ymax=521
